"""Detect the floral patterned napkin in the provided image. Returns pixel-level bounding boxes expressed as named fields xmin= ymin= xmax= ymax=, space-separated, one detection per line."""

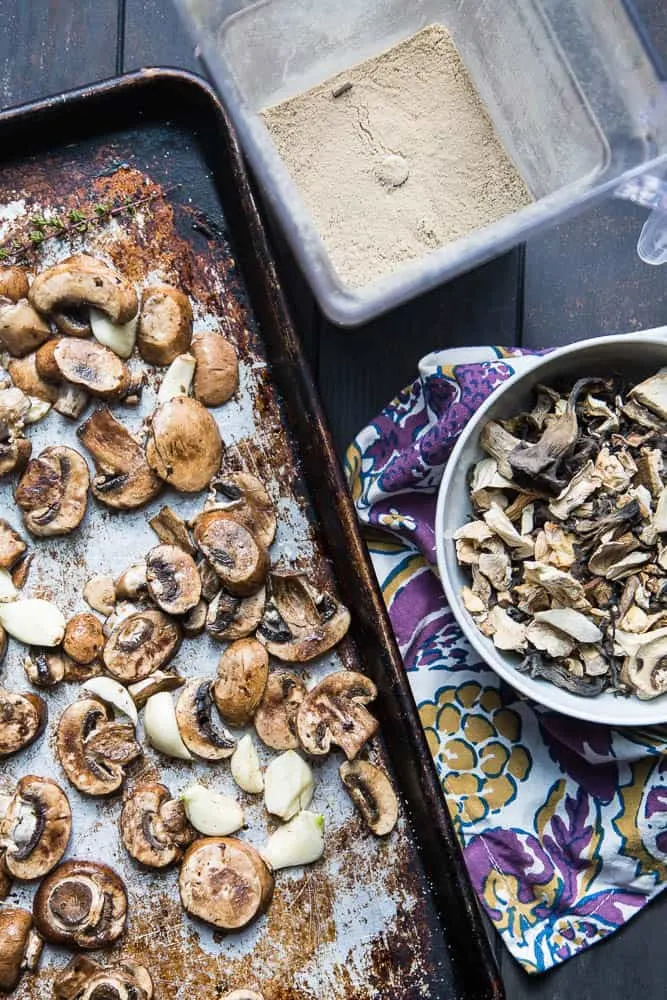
xmin=345 ymin=346 xmax=667 ymax=974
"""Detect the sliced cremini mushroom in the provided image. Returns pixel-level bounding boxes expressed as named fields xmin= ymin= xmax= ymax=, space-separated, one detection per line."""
xmin=0 ymin=298 xmax=51 ymax=356
xmin=175 ymin=679 xmax=236 ymax=761
xmin=193 ymin=510 xmax=268 ymax=596
xmin=63 ymin=614 xmax=105 ymax=666
xmin=146 ymin=397 xmax=223 ymax=492
xmin=103 ymin=609 xmax=181 ymax=682
xmin=209 ymin=472 xmax=276 ymax=548
xmin=29 ymin=255 xmax=138 ymax=325
xmin=0 ymin=386 xmax=30 ymax=437
xmin=0 ymin=267 xmax=29 ymax=302
xmin=10 ymin=551 xmax=32 ymax=591
xmin=54 ymin=382 xmax=90 ymax=420
xmin=297 ymin=671 xmax=378 ymax=759
xmin=83 ymin=574 xmax=116 ymax=617
xmin=54 ymin=955 xmax=153 ymax=1000
xmin=1 ymin=775 xmax=71 ymax=879
xmin=179 ymin=837 xmax=273 ymax=931
xmin=120 ymin=782 xmax=192 ymax=868
xmin=56 ymin=698 xmax=141 ymax=796
xmin=52 ymin=307 xmax=92 ymax=338
xmin=182 ymin=600 xmax=208 ymax=638
xmin=198 ymin=557 xmax=221 ymax=602
xmin=0 ymin=518 xmax=26 ymax=569
xmin=206 ymin=587 xmax=265 ymax=642
xmin=0 ymin=627 xmax=6 ymax=667
xmin=127 ymin=671 xmax=184 ymax=709
xmin=14 ymin=445 xmax=90 ymax=537
xmin=53 ymin=338 xmax=130 ymax=399
xmin=77 ymin=406 xmax=162 ymax=510
xmin=213 ymin=638 xmax=268 ymax=727
xmin=191 ymin=331 xmax=239 ymax=406
xmin=257 ymin=573 xmax=351 ymax=662
xmin=34 ymin=339 xmax=61 ymax=383
xmin=114 ymin=561 xmax=147 ymax=601
xmin=146 ymin=544 xmax=201 ymax=615
xmin=339 ymin=760 xmax=398 ymax=836
xmin=0 ymin=436 xmax=31 ymax=478
xmin=24 ymin=648 xmax=69 ymax=688
xmin=7 ymin=352 xmax=59 ymax=404
xmin=149 ymin=505 xmax=195 ymax=555
xmin=253 ymin=671 xmax=307 ymax=752
xmin=32 ymin=859 xmax=128 ymax=949
xmin=0 ymin=687 xmax=47 ymax=757
xmin=137 ymin=285 xmax=192 ymax=366
xmin=0 ymin=907 xmax=42 ymax=992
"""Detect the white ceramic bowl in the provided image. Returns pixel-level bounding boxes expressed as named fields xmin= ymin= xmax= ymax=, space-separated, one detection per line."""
xmin=435 ymin=327 xmax=667 ymax=726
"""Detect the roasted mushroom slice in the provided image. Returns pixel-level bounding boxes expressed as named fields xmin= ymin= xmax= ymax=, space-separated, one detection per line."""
xmin=7 ymin=352 xmax=59 ymax=404
xmin=54 ymin=956 xmax=153 ymax=1000
xmin=103 ymin=610 xmax=181 ymax=683
xmin=0 ymin=298 xmax=51 ymax=356
xmin=23 ymin=648 xmax=69 ymax=688
xmin=0 ymin=687 xmax=47 ymax=757
xmin=83 ymin=574 xmax=116 ymax=617
xmin=182 ymin=600 xmax=208 ymax=638
xmin=146 ymin=544 xmax=201 ymax=615
xmin=210 ymin=472 xmax=276 ymax=548
xmin=15 ymin=445 xmax=90 ymax=537
xmin=297 ymin=671 xmax=378 ymax=759
xmin=179 ymin=837 xmax=273 ymax=931
xmin=257 ymin=573 xmax=351 ymax=662
xmin=52 ymin=338 xmax=130 ymax=399
xmin=0 ymin=437 xmax=31 ymax=478
xmin=193 ymin=511 xmax=268 ymax=596
xmin=206 ymin=587 xmax=265 ymax=642
xmin=175 ymin=679 xmax=236 ymax=761
xmin=0 ymin=267 xmax=29 ymax=303
xmin=127 ymin=671 xmax=184 ymax=709
xmin=146 ymin=397 xmax=223 ymax=492
xmin=53 ymin=307 xmax=93 ymax=338
xmin=34 ymin=339 xmax=61 ymax=383
xmin=198 ymin=557 xmax=221 ymax=602
xmin=0 ymin=907 xmax=42 ymax=992
xmin=0 ymin=518 xmax=26 ymax=569
xmin=1 ymin=775 xmax=71 ymax=879
xmin=137 ymin=285 xmax=192 ymax=366
xmin=33 ymin=859 xmax=128 ymax=949
xmin=77 ymin=406 xmax=162 ymax=510
xmin=114 ymin=562 xmax=147 ymax=601
xmin=149 ymin=505 xmax=195 ymax=555
xmin=56 ymin=698 xmax=141 ymax=796
xmin=339 ymin=761 xmax=398 ymax=836
xmin=191 ymin=331 xmax=239 ymax=406
xmin=63 ymin=614 xmax=105 ymax=666
xmin=120 ymin=782 xmax=192 ymax=868
xmin=29 ymin=255 xmax=138 ymax=325
xmin=213 ymin=638 xmax=268 ymax=727
xmin=254 ymin=670 xmax=306 ymax=751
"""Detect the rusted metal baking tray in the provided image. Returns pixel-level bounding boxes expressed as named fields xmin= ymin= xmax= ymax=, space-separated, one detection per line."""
xmin=0 ymin=71 xmax=503 ymax=1000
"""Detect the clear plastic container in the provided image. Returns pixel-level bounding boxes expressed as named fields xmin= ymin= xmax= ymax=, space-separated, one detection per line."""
xmin=174 ymin=0 xmax=667 ymax=326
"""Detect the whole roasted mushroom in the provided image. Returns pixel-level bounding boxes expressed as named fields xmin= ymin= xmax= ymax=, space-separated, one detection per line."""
xmin=54 ymin=956 xmax=153 ymax=1000
xmin=56 ymin=698 xmax=141 ymax=796
xmin=339 ymin=760 xmax=398 ymax=836
xmin=120 ymin=782 xmax=192 ymax=868
xmin=137 ymin=285 xmax=192 ymax=366
xmin=179 ymin=837 xmax=273 ymax=931
xmin=297 ymin=671 xmax=378 ymax=759
xmin=103 ymin=609 xmax=181 ymax=682
xmin=63 ymin=613 xmax=105 ymax=665
xmin=253 ymin=670 xmax=306 ymax=751
xmin=191 ymin=331 xmax=238 ymax=406
xmin=175 ymin=679 xmax=236 ymax=761
xmin=193 ymin=510 xmax=268 ymax=596
xmin=0 ymin=687 xmax=47 ymax=757
xmin=0 ymin=267 xmax=29 ymax=302
xmin=146 ymin=397 xmax=223 ymax=492
xmin=53 ymin=339 xmax=130 ymax=399
xmin=213 ymin=638 xmax=268 ymax=726
xmin=0 ymin=907 xmax=42 ymax=992
xmin=77 ymin=406 xmax=162 ymax=510
xmin=146 ymin=544 xmax=201 ymax=615
xmin=0 ymin=297 xmax=51 ymax=357
xmin=0 ymin=775 xmax=71 ymax=879
xmin=257 ymin=573 xmax=351 ymax=662
xmin=33 ymin=859 xmax=128 ymax=949
xmin=15 ymin=445 xmax=90 ymax=537
xmin=209 ymin=472 xmax=276 ymax=548
xmin=29 ymin=255 xmax=138 ymax=325
xmin=206 ymin=587 xmax=265 ymax=642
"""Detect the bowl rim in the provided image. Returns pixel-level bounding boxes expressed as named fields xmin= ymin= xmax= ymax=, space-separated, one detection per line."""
xmin=435 ymin=326 xmax=667 ymax=727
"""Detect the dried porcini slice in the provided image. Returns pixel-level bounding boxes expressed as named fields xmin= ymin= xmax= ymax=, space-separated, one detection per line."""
xmin=32 ymin=859 xmax=128 ymax=949
xmin=103 ymin=609 xmax=181 ymax=682
xmin=179 ymin=837 xmax=273 ymax=931
xmin=193 ymin=510 xmax=268 ymax=597
xmin=253 ymin=670 xmax=306 ymax=751
xmin=120 ymin=782 xmax=192 ymax=868
xmin=14 ymin=445 xmax=90 ymax=537
xmin=146 ymin=543 xmax=201 ymax=615
xmin=56 ymin=698 xmax=141 ymax=796
xmin=257 ymin=572 xmax=351 ymax=662
xmin=0 ymin=686 xmax=47 ymax=757
xmin=175 ymin=679 xmax=236 ymax=761
xmin=296 ymin=670 xmax=378 ymax=759
xmin=339 ymin=760 xmax=398 ymax=836
xmin=1 ymin=775 xmax=72 ymax=879
xmin=54 ymin=955 xmax=154 ymax=1000
xmin=0 ymin=907 xmax=43 ymax=992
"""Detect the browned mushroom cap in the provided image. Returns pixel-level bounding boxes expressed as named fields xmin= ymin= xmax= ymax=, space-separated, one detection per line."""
xmin=254 ymin=671 xmax=306 ymax=751
xmin=0 ymin=518 xmax=26 ymax=569
xmin=54 ymin=956 xmax=154 ymax=1000
xmin=53 ymin=339 xmax=130 ymax=399
xmin=8 ymin=352 xmax=59 ymax=403
xmin=34 ymin=338 xmax=61 ymax=383
xmin=103 ymin=610 xmax=181 ymax=682
xmin=191 ymin=331 xmax=239 ymax=406
xmin=29 ymin=255 xmax=138 ymax=325
xmin=146 ymin=544 xmax=201 ymax=615
xmin=193 ymin=511 xmax=268 ymax=597
xmin=0 ymin=437 xmax=31 ymax=478
xmin=2 ymin=775 xmax=72 ymax=879
xmin=52 ymin=308 xmax=92 ymax=338
xmin=0 ymin=298 xmax=51 ymax=356
xmin=213 ymin=639 xmax=268 ymax=727
xmin=339 ymin=760 xmax=398 ymax=836
xmin=114 ymin=562 xmax=147 ymax=601
xmin=149 ymin=505 xmax=195 ymax=555
xmin=179 ymin=837 xmax=273 ymax=931
xmin=63 ymin=614 xmax=105 ymax=665
xmin=32 ymin=859 xmax=128 ymax=949
xmin=137 ymin=286 xmax=192 ymax=366
xmin=120 ymin=782 xmax=193 ymax=868
xmin=182 ymin=600 xmax=208 ymax=638
xmin=210 ymin=472 xmax=276 ymax=548
xmin=0 ymin=687 xmax=47 ymax=757
xmin=0 ymin=267 xmax=29 ymax=302
xmin=24 ymin=648 xmax=69 ymax=688
xmin=175 ymin=679 xmax=236 ymax=761
xmin=257 ymin=573 xmax=351 ymax=663
xmin=146 ymin=397 xmax=223 ymax=492
xmin=127 ymin=671 xmax=184 ymax=709
xmin=77 ymin=407 xmax=162 ymax=510
xmin=297 ymin=671 xmax=378 ymax=760
xmin=15 ymin=445 xmax=89 ymax=537
xmin=0 ymin=907 xmax=42 ymax=992
xmin=56 ymin=698 xmax=141 ymax=796
xmin=206 ymin=587 xmax=265 ymax=642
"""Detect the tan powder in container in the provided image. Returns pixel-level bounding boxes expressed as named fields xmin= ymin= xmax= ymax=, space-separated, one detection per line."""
xmin=262 ymin=24 xmax=533 ymax=288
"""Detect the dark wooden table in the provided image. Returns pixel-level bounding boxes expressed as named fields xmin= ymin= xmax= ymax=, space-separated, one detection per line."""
xmin=2 ymin=3 xmax=666 ymax=997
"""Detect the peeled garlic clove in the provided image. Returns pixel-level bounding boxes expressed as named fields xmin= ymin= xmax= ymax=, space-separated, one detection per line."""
xmin=262 ymin=811 xmax=324 ymax=870
xmin=230 ymin=733 xmax=264 ymax=794
xmin=83 ymin=677 xmax=138 ymax=726
xmin=144 ymin=690 xmax=192 ymax=760
xmin=25 ymin=397 xmax=52 ymax=423
xmin=157 ymin=353 xmax=196 ymax=404
xmin=264 ymin=749 xmax=313 ymax=821
xmin=90 ymin=307 xmax=138 ymax=359
xmin=0 ymin=569 xmax=18 ymax=602
xmin=181 ymin=783 xmax=244 ymax=835
xmin=0 ymin=597 xmax=65 ymax=645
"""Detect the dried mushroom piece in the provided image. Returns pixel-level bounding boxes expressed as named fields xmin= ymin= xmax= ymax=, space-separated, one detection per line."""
xmin=56 ymin=698 xmax=141 ymax=796
xmin=0 ymin=907 xmax=42 ymax=992
xmin=14 ymin=445 xmax=90 ymax=537
xmin=103 ymin=609 xmax=181 ymax=682
xmin=120 ymin=782 xmax=192 ymax=868
xmin=193 ymin=510 xmax=269 ymax=597
xmin=179 ymin=837 xmax=273 ymax=931
xmin=257 ymin=573 xmax=351 ymax=662
xmin=254 ymin=670 xmax=306 ymax=751
xmin=146 ymin=397 xmax=223 ymax=492
xmin=0 ymin=687 xmax=47 ymax=757
xmin=297 ymin=670 xmax=378 ymax=759
xmin=209 ymin=472 xmax=276 ymax=548
xmin=29 ymin=255 xmax=138 ymax=325
xmin=32 ymin=859 xmax=128 ymax=949
xmin=0 ymin=775 xmax=71 ymax=880
xmin=54 ymin=956 xmax=153 ymax=1000
xmin=77 ymin=406 xmax=162 ymax=510
xmin=175 ymin=679 xmax=236 ymax=761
